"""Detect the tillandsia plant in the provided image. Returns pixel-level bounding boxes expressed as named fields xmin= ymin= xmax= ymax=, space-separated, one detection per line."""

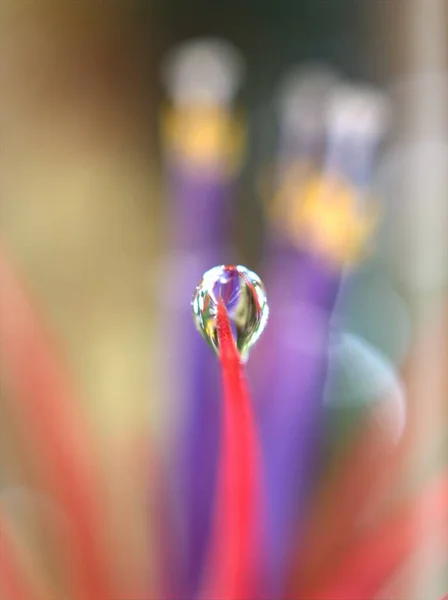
xmin=1 ymin=38 xmax=447 ymax=600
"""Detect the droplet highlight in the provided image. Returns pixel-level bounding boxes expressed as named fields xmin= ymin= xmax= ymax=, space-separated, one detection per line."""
xmin=192 ymin=265 xmax=269 ymax=361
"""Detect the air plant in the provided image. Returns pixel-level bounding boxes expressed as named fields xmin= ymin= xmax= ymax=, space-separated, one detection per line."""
xmin=0 ymin=38 xmax=447 ymax=600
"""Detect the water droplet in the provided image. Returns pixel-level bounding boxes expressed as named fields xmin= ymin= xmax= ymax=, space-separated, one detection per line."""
xmin=192 ymin=265 xmax=269 ymax=361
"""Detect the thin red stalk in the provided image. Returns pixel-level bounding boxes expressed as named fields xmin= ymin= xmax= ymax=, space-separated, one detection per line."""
xmin=0 ymin=519 xmax=38 ymax=600
xmin=201 ymin=300 xmax=262 ymax=599
xmin=301 ymin=472 xmax=448 ymax=600
xmin=0 ymin=247 xmax=112 ymax=600
xmin=294 ymin=420 xmax=400 ymax=589
xmin=374 ymin=546 xmax=448 ymax=600
xmin=294 ymin=320 xmax=448 ymax=593
xmin=295 ymin=344 xmax=448 ymax=593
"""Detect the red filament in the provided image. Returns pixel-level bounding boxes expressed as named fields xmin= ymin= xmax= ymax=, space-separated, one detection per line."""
xmin=203 ymin=299 xmax=262 ymax=598
xmin=0 ymin=247 xmax=112 ymax=600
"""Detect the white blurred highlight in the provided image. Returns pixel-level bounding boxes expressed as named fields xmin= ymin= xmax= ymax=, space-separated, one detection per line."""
xmin=162 ymin=37 xmax=244 ymax=107
xmin=325 ymin=332 xmax=407 ymax=445
xmin=376 ymin=141 xmax=448 ymax=293
xmin=326 ymin=83 xmax=390 ymax=142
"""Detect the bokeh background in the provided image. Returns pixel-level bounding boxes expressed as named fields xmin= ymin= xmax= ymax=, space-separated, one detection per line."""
xmin=0 ymin=0 xmax=446 ymax=599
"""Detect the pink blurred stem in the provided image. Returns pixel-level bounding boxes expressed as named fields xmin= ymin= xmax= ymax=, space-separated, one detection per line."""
xmin=0 ymin=245 xmax=113 ymax=600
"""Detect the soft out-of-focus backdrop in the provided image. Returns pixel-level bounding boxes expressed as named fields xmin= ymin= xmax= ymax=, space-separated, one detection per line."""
xmin=0 ymin=1 xmax=446 ymax=599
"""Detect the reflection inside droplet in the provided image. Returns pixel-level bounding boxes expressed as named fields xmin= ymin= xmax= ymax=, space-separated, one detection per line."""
xmin=192 ymin=265 xmax=269 ymax=361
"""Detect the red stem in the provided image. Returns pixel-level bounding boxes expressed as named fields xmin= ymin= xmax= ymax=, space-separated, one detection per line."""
xmin=294 ymin=421 xmax=399 ymax=589
xmin=202 ymin=300 xmax=262 ymax=599
xmin=0 ymin=520 xmax=38 ymax=600
xmin=302 ymin=472 xmax=448 ymax=599
xmin=0 ymin=247 xmax=112 ymax=600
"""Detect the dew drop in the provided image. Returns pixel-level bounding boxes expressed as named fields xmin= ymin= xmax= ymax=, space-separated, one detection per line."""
xmin=192 ymin=265 xmax=269 ymax=361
